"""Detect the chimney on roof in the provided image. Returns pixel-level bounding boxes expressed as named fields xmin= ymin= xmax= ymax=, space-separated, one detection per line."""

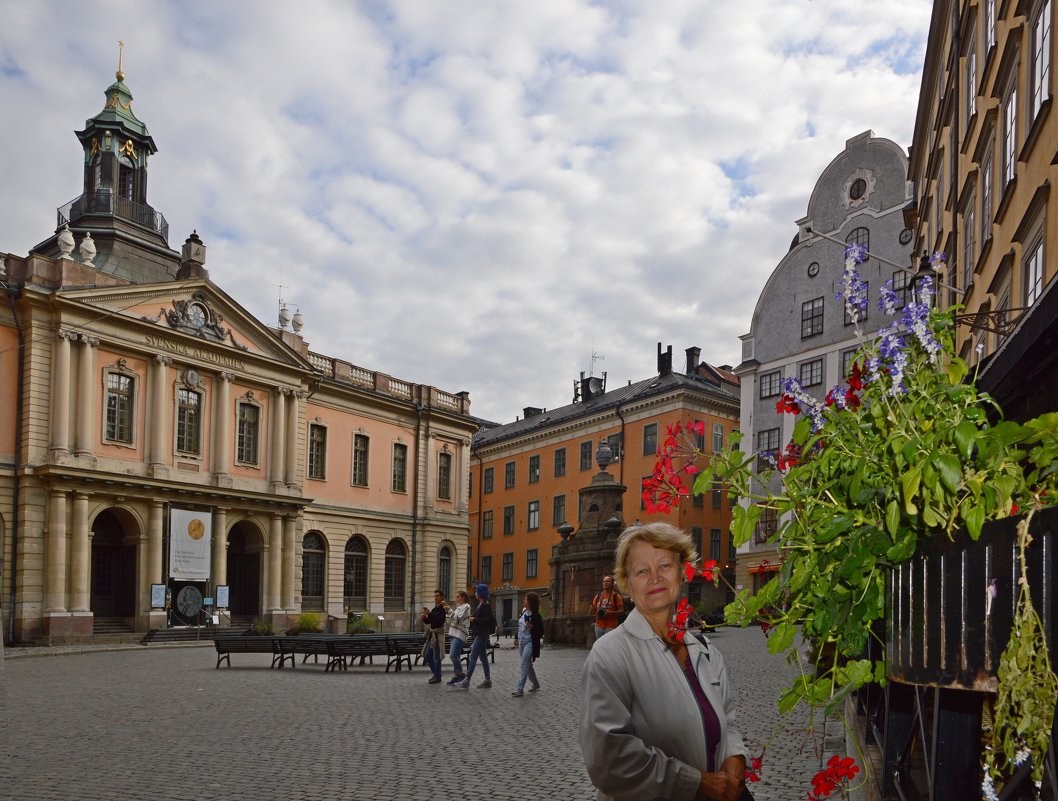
xmin=685 ymin=346 xmax=701 ymax=376
xmin=523 ymin=406 xmax=544 ymax=418
xmin=657 ymin=343 xmax=673 ymax=375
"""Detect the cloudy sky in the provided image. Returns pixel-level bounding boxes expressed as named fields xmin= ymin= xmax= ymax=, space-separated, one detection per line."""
xmin=0 ymin=1 xmax=932 ymax=423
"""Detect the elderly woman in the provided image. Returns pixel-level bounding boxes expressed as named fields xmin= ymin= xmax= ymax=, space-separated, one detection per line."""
xmin=579 ymin=523 xmax=749 ymax=801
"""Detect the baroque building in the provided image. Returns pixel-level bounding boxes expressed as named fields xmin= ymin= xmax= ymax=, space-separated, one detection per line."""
xmin=735 ymin=131 xmax=914 ymax=591
xmin=469 ymin=345 xmax=739 ymax=628
xmin=0 ymin=66 xmax=476 ymax=644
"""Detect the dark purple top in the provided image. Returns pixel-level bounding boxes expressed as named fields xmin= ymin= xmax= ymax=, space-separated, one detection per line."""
xmin=681 ymin=656 xmax=722 ymax=771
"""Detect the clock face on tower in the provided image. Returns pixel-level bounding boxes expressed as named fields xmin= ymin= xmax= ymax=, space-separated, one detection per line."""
xmin=176 ymin=586 xmax=203 ymax=617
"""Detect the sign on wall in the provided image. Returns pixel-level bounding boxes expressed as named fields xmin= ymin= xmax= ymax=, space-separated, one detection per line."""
xmin=169 ymin=507 xmax=212 ymax=580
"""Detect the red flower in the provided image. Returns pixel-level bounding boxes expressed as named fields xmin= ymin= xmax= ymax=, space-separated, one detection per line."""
xmin=668 ymin=598 xmax=692 ymax=638
xmin=1010 ymin=502 xmax=1020 ymax=515
xmin=807 ymin=755 xmax=860 ymax=800
xmin=702 ymin=559 xmax=718 ymax=582
xmin=684 ymin=561 xmax=697 ymax=583
xmin=776 ymin=394 xmax=801 ymax=414
xmin=844 ymin=389 xmax=861 ymax=409
xmin=744 ymin=752 xmax=764 ymax=783
xmin=848 ymin=361 xmax=864 ymax=391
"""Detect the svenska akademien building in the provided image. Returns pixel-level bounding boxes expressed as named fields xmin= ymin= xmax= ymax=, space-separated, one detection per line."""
xmin=0 ymin=65 xmax=477 ymax=644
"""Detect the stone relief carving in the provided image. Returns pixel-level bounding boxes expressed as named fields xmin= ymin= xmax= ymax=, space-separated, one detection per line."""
xmin=140 ymin=290 xmax=248 ymax=351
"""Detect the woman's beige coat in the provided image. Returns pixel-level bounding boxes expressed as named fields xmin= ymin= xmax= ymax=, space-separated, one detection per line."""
xmin=579 ymin=607 xmax=749 ymax=801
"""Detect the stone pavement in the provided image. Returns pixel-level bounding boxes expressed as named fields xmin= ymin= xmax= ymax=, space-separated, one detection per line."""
xmin=1 ymin=627 xmax=848 ymax=800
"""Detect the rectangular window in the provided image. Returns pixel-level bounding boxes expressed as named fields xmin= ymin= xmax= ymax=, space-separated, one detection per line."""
xmin=580 ymin=440 xmax=593 ymax=470
xmin=759 ymin=371 xmax=781 ymax=399
xmin=352 ymin=433 xmax=369 ymax=486
xmin=307 ymin=423 xmax=326 ymax=479
xmin=712 ymin=423 xmax=724 ymax=452
xmin=503 ymin=505 xmax=515 ymax=535
xmin=728 ymin=532 xmax=737 ymax=563
xmin=482 ymin=510 xmax=494 ymax=539
xmin=502 ymin=552 xmax=514 ymax=582
xmin=528 ymin=454 xmax=540 ymax=483
xmin=981 ymin=146 xmax=994 ymax=243
xmin=392 ymin=443 xmax=407 ymax=492
xmin=711 ymin=482 xmax=722 ymax=510
xmin=481 ymin=556 xmax=492 ymax=585
xmin=554 ymin=447 xmax=566 ymax=477
xmin=892 ymin=270 xmax=910 ymax=309
xmin=1025 ymin=238 xmax=1044 ymax=305
xmin=528 ymin=500 xmax=540 ymax=530
xmin=986 ymin=0 xmax=996 ymax=49
xmin=963 ymin=198 xmax=976 ymax=291
xmin=105 ymin=373 xmax=135 ymax=443
xmin=642 ymin=423 xmax=658 ymax=456
xmin=484 ymin=467 xmax=494 ymax=494
xmin=756 ymin=428 xmax=780 ymax=472
xmin=1032 ymin=0 xmax=1053 ymax=120
xmin=437 ymin=451 xmax=452 ymax=499
xmin=236 ymin=402 xmax=259 ymax=464
xmin=966 ymin=44 xmax=977 ymax=122
xmin=755 ymin=506 xmax=778 ymax=545
xmin=690 ymin=527 xmax=703 ymax=559
xmin=1003 ymin=83 xmax=1018 ymax=188
xmin=844 ymin=281 xmax=868 ymax=325
xmin=176 ymin=388 xmax=201 ymax=454
xmin=607 ymin=433 xmax=622 ymax=461
xmin=693 ymin=492 xmax=704 ymax=508
xmin=710 ymin=528 xmax=722 ymax=561
xmin=504 ymin=461 xmax=516 ymax=488
xmin=553 ymin=494 xmax=566 ymax=526
xmin=801 ymin=297 xmax=824 ymax=338
xmin=799 ymin=359 xmax=823 ymax=387
xmin=526 ymin=548 xmax=538 ymax=579
xmin=842 ymin=349 xmax=858 ymax=378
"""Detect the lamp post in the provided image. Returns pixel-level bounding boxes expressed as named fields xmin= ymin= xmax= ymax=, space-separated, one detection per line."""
xmin=909 ymin=251 xmax=938 ymax=303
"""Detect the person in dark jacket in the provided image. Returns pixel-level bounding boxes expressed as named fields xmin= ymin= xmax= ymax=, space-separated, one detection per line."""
xmin=458 ymin=584 xmax=494 ymax=689
xmin=512 ymin=591 xmax=544 ymax=696
xmin=420 ymin=590 xmax=448 ymax=684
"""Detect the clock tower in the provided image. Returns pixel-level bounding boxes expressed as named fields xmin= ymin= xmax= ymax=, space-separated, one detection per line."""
xmin=31 ymin=44 xmax=181 ymax=284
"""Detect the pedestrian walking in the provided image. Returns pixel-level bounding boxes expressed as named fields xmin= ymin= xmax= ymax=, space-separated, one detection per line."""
xmin=590 ymin=575 xmax=624 ymax=641
xmin=445 ymin=589 xmax=472 ymax=686
xmin=420 ymin=589 xmax=448 ymax=684
xmin=459 ymin=583 xmax=495 ymax=689
xmin=512 ymin=591 xmax=543 ymax=697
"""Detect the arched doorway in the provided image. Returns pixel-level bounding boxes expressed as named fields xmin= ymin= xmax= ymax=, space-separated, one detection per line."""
xmin=344 ymin=536 xmax=368 ymax=611
xmin=301 ymin=532 xmax=326 ymax=612
xmin=226 ymin=522 xmax=263 ymax=619
xmin=90 ymin=508 xmax=138 ymax=620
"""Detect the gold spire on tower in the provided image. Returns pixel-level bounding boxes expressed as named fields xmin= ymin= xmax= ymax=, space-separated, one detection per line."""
xmin=116 ymin=40 xmax=125 ymax=81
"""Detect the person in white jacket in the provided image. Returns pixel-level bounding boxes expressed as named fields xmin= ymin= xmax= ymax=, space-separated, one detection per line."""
xmin=579 ymin=522 xmax=749 ymax=801
xmin=445 ymin=590 xmax=472 ymax=686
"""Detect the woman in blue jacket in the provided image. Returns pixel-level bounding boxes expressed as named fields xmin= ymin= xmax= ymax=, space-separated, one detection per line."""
xmin=512 ymin=591 xmax=544 ymax=696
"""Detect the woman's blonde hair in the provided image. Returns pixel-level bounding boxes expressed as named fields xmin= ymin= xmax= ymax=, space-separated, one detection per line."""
xmin=613 ymin=522 xmax=698 ymax=595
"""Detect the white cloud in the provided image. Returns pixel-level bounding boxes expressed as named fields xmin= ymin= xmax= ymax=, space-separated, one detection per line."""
xmin=0 ymin=0 xmax=931 ymax=422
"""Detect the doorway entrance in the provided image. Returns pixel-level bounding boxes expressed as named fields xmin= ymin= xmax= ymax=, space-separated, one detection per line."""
xmin=226 ymin=523 xmax=262 ymax=618
xmin=90 ymin=509 xmax=138 ymax=619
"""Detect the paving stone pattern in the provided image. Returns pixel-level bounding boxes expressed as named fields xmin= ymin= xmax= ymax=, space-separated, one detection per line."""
xmin=1 ymin=627 xmax=846 ymax=801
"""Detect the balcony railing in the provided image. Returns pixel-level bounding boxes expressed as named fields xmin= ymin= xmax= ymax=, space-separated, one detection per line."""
xmin=57 ymin=191 xmax=169 ymax=243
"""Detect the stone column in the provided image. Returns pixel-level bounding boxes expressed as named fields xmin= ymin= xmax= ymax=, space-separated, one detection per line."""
xmin=74 ymin=336 xmax=99 ymax=457
xmin=149 ymin=355 xmax=172 ymax=474
xmin=268 ymin=513 xmax=283 ymax=611
xmin=459 ymin=438 xmax=471 ymax=514
xmin=270 ymin=388 xmax=287 ymax=491
xmin=281 ymin=515 xmax=296 ymax=610
xmin=212 ymin=507 xmax=228 ymax=587
xmin=45 ymin=489 xmax=68 ymax=612
xmin=147 ymin=500 xmax=164 ymax=587
xmin=284 ymin=391 xmax=300 ymax=487
xmin=69 ymin=492 xmax=90 ymax=612
xmin=50 ymin=330 xmax=77 ymax=459
xmin=213 ymin=372 xmax=234 ymax=485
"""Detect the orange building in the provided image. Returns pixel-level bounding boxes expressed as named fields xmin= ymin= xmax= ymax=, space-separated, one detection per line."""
xmin=469 ymin=345 xmax=740 ymax=627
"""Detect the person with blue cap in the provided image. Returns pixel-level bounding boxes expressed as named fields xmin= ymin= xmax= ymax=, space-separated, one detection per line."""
xmin=459 ymin=584 xmax=496 ymax=689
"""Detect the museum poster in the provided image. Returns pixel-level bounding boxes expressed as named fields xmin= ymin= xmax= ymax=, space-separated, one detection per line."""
xmin=169 ymin=507 xmax=212 ymax=580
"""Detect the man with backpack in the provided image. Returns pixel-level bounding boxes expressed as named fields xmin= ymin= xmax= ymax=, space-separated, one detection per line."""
xmin=590 ymin=575 xmax=624 ymax=640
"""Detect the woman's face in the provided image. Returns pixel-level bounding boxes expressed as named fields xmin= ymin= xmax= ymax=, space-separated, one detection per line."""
xmin=626 ymin=540 xmax=681 ymax=614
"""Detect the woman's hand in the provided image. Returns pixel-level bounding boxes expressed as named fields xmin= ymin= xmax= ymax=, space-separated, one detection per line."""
xmin=696 ymin=759 xmax=746 ymax=801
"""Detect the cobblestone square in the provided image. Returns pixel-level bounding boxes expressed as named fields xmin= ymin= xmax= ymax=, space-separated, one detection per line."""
xmin=2 ymin=627 xmax=846 ymax=801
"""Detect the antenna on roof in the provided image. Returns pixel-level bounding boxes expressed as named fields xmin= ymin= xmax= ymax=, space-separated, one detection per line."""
xmin=590 ymin=348 xmax=605 ymax=377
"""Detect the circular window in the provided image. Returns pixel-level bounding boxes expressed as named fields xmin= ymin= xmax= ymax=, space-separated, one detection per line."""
xmin=807 ymin=262 xmax=820 ymax=278
xmin=849 ymin=178 xmax=867 ymax=201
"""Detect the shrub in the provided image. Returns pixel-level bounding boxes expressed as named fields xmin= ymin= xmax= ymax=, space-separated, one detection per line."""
xmin=249 ymin=618 xmax=273 ymax=635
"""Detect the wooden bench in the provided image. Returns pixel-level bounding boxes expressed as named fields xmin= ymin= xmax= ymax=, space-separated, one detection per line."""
xmin=213 ymin=636 xmax=288 ymax=669
xmin=386 ymin=633 xmax=425 ymax=673
xmin=286 ymin=634 xmax=339 ymax=666
xmin=325 ymin=635 xmax=389 ymax=672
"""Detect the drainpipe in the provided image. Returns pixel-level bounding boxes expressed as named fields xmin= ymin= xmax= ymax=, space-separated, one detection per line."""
xmin=411 ymin=397 xmax=429 ymax=627
xmin=3 ymin=272 xmax=24 ymax=645
xmin=615 ymin=402 xmax=626 ymax=488
xmin=472 ymin=450 xmax=484 ymax=585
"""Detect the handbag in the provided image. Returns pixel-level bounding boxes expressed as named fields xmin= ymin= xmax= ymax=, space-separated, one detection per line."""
xmin=739 ymin=786 xmax=756 ymax=801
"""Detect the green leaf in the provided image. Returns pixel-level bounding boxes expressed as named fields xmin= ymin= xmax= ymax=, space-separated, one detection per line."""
xmin=901 ymin=466 xmax=922 ymax=514
xmin=766 ymin=621 xmax=796 ymax=654
xmin=886 ymin=531 xmax=918 ymax=562
xmin=885 ymin=500 xmax=900 ymax=538
xmin=931 ymin=452 xmax=962 ymax=495
xmin=953 ymin=421 xmax=977 ymax=461
xmin=946 ymin=356 xmax=969 ymax=385
xmin=964 ymin=502 xmax=985 ymax=540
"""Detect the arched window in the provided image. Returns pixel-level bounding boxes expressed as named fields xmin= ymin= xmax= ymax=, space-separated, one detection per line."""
xmin=301 ymin=532 xmax=326 ymax=611
xmin=384 ymin=540 xmax=407 ymax=611
xmin=118 ymin=155 xmax=135 ymax=201
xmin=845 ymin=227 xmax=870 ymax=256
xmin=344 ymin=537 xmax=368 ymax=611
xmin=438 ymin=545 xmax=453 ymax=600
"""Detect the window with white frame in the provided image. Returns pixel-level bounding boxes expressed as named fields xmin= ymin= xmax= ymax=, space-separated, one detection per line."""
xmin=1032 ymin=0 xmax=1053 ymax=120
xmin=528 ymin=454 xmax=540 ymax=483
xmin=799 ymin=359 xmax=823 ymax=387
xmin=307 ymin=422 xmax=326 ymax=480
xmin=176 ymin=388 xmax=201 ymax=454
xmin=1003 ymin=80 xmax=1018 ymax=188
xmin=105 ymin=372 xmax=135 ymax=444
xmin=642 ymin=423 xmax=658 ymax=455
xmin=844 ymin=281 xmax=869 ymax=325
xmin=502 ymin=552 xmax=514 ymax=582
xmin=352 ymin=433 xmax=369 ymax=486
xmin=986 ymin=0 xmax=996 ymax=50
xmin=580 ymin=440 xmax=593 ymax=470
xmin=236 ymin=402 xmax=259 ymax=464
xmin=801 ymin=297 xmax=824 ymax=338
xmin=392 ymin=443 xmax=407 ymax=492
xmin=759 ymin=370 xmax=781 ymax=398
xmin=528 ymin=500 xmax=540 ymax=530
xmin=712 ymin=423 xmax=724 ymax=452
xmin=966 ymin=43 xmax=978 ymax=122
xmin=962 ymin=195 xmax=976 ymax=291
xmin=1025 ymin=237 xmax=1045 ymax=305
xmin=981 ymin=143 xmax=994 ymax=242
xmin=437 ymin=451 xmax=452 ymax=500
xmin=845 ymin=227 xmax=869 ymax=254
xmin=892 ymin=270 xmax=910 ymax=309
xmin=526 ymin=548 xmax=538 ymax=579
xmin=842 ymin=349 xmax=858 ymax=378
xmin=756 ymin=428 xmax=780 ymax=472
